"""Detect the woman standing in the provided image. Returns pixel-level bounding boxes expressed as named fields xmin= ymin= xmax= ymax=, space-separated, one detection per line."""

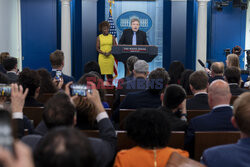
xmin=96 ymin=21 xmax=117 ymax=83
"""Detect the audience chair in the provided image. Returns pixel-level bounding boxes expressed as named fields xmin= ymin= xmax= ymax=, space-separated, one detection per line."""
xmin=104 ymin=85 xmax=116 ymax=95
xmin=104 ymin=94 xmax=114 ymax=108
xmin=166 ymin=152 xmax=206 ymax=167
xmin=187 ymin=110 xmax=210 ymax=122
xmin=23 ymin=107 xmax=44 ymax=127
xmin=82 ymin=130 xmax=185 ymax=151
xmin=120 ymin=94 xmax=126 ymax=104
xmin=119 ymin=109 xmax=136 ymax=129
xmin=105 ymin=108 xmax=112 ymax=118
xmin=194 ymin=131 xmax=240 ymax=161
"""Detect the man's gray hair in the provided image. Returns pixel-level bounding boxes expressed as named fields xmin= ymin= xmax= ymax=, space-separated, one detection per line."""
xmin=131 ymin=18 xmax=140 ymax=24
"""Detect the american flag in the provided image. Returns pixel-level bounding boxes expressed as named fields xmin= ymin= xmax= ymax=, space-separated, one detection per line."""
xmin=107 ymin=10 xmax=118 ymax=79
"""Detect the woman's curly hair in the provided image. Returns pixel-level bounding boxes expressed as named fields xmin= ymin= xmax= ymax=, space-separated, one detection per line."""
xmin=125 ymin=108 xmax=171 ymax=149
xmin=99 ymin=21 xmax=110 ymax=33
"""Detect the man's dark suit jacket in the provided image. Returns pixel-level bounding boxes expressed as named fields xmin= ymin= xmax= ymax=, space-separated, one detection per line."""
xmin=0 ymin=64 xmax=6 ymax=74
xmin=24 ymin=97 xmax=43 ymax=107
xmin=113 ymin=77 xmax=148 ymax=112
xmin=119 ymin=29 xmax=148 ymax=45
xmin=159 ymin=106 xmax=188 ymax=131
xmin=201 ymin=138 xmax=250 ymax=167
xmin=22 ymin=118 xmax=117 ymax=167
xmin=229 ymin=84 xmax=249 ymax=96
xmin=208 ymin=76 xmax=224 ymax=84
xmin=51 ymin=71 xmax=75 ymax=84
xmin=185 ymin=106 xmax=238 ymax=157
xmin=113 ymin=89 xmax=161 ymax=123
xmin=186 ymin=93 xmax=210 ymax=110
xmin=6 ymin=72 xmax=18 ymax=83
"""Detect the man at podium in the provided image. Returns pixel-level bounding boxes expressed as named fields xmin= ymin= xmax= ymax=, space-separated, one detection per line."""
xmin=119 ymin=18 xmax=148 ymax=45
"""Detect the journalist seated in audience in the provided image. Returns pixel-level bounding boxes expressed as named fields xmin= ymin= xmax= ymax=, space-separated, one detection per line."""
xmin=187 ymin=70 xmax=210 ymax=110
xmin=180 ymin=69 xmax=194 ymax=96
xmin=208 ymin=62 xmax=224 ymax=84
xmin=185 ymin=80 xmax=238 ymax=157
xmin=34 ymin=127 xmax=95 ymax=167
xmin=37 ymin=68 xmax=61 ymax=96
xmin=117 ymin=56 xmax=138 ymax=87
xmin=113 ymin=68 xmax=170 ymax=123
xmin=224 ymin=67 xmax=248 ymax=96
xmin=74 ymin=72 xmax=109 ymax=130
xmin=113 ymin=108 xmax=189 ymax=167
xmin=168 ymin=61 xmax=185 ymax=85
xmin=2 ymin=57 xmax=18 ymax=83
xmin=201 ymin=92 xmax=250 ymax=167
xmin=159 ymin=84 xmax=188 ymax=131
xmin=226 ymin=53 xmax=240 ymax=69
xmin=50 ymin=50 xmax=75 ymax=84
xmin=113 ymin=60 xmax=149 ymax=111
xmin=18 ymin=68 xmax=43 ymax=107
xmin=23 ymin=82 xmax=117 ymax=167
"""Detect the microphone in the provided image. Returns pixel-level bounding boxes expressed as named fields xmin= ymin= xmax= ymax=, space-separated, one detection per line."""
xmin=198 ymin=59 xmax=205 ymax=68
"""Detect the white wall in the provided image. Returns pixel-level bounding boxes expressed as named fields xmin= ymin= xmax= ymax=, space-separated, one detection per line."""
xmin=0 ymin=0 xmax=22 ymax=69
xmin=245 ymin=2 xmax=250 ymax=68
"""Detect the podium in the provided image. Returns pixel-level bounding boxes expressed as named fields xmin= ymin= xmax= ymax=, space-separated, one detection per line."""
xmin=111 ymin=45 xmax=158 ymax=76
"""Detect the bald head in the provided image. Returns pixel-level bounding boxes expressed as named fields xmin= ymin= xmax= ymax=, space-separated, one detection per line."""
xmin=210 ymin=62 xmax=224 ymax=77
xmin=208 ymin=80 xmax=231 ymax=108
xmin=233 ymin=92 xmax=250 ymax=136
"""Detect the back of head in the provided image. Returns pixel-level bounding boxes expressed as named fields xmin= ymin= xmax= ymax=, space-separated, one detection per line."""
xmin=125 ymin=108 xmax=171 ymax=148
xmin=126 ymin=56 xmax=139 ymax=72
xmin=180 ymin=69 xmax=194 ymax=95
xmin=189 ymin=70 xmax=208 ymax=91
xmin=37 ymin=68 xmax=58 ymax=94
xmin=0 ymin=52 xmax=10 ymax=64
xmin=133 ymin=60 xmax=149 ymax=74
xmin=2 ymin=57 xmax=17 ymax=71
xmin=75 ymin=73 xmax=98 ymax=123
xmin=168 ymin=61 xmax=184 ymax=84
xmin=211 ymin=62 xmax=224 ymax=75
xmin=50 ymin=50 xmax=64 ymax=68
xmin=43 ymin=91 xmax=75 ymax=129
xmin=34 ymin=127 xmax=95 ymax=167
xmin=227 ymin=54 xmax=240 ymax=68
xmin=148 ymin=68 xmax=170 ymax=94
xmin=233 ymin=92 xmax=250 ymax=136
xmin=163 ymin=84 xmax=186 ymax=110
xmin=208 ymin=80 xmax=231 ymax=106
xmin=83 ymin=61 xmax=101 ymax=76
xmin=78 ymin=72 xmax=105 ymax=101
xmin=224 ymin=67 xmax=241 ymax=84
xmin=18 ymin=68 xmax=40 ymax=97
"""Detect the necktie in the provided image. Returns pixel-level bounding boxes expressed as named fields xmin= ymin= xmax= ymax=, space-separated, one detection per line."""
xmin=132 ymin=32 xmax=136 ymax=45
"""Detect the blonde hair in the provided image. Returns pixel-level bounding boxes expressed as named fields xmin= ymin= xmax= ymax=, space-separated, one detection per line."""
xmin=227 ymin=54 xmax=240 ymax=68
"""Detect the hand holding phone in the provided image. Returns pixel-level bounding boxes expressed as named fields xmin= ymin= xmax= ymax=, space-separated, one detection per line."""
xmin=69 ymin=84 xmax=92 ymax=97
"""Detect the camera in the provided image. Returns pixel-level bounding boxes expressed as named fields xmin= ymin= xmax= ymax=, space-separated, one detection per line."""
xmin=70 ymin=84 xmax=92 ymax=97
xmin=55 ymin=70 xmax=62 ymax=81
xmin=0 ymin=84 xmax=11 ymax=97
